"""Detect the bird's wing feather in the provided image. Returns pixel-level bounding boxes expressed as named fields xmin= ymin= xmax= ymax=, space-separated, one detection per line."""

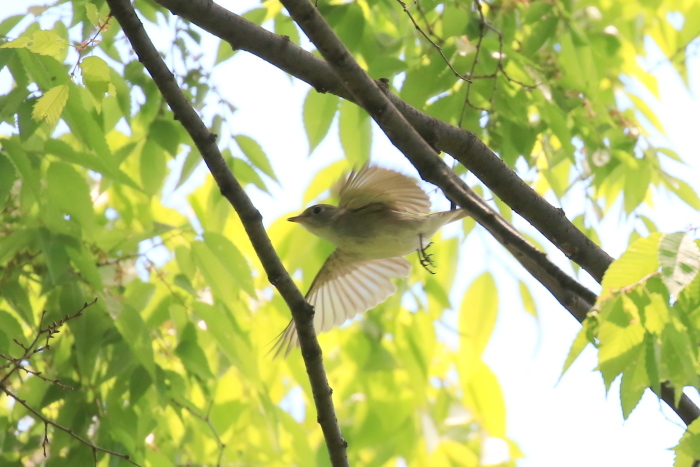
xmin=271 ymin=251 xmax=411 ymax=358
xmin=338 ymin=165 xmax=431 ymax=214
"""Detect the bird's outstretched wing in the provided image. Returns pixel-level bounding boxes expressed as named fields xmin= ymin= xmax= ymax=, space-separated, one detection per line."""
xmin=338 ymin=165 xmax=431 ymax=214
xmin=272 ymin=250 xmax=411 ymax=358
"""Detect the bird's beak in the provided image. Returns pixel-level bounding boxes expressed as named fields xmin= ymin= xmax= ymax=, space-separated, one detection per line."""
xmin=287 ymin=215 xmax=303 ymax=223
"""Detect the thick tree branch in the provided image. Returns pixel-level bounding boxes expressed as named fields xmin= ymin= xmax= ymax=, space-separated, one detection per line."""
xmin=105 ymin=1 xmax=348 ymax=465
xmin=156 ymin=0 xmax=613 ymax=284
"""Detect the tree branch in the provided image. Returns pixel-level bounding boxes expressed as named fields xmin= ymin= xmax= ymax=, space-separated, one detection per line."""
xmin=105 ymin=1 xmax=348 ymax=465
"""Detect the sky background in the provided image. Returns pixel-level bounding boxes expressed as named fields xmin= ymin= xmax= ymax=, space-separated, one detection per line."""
xmin=2 ymin=1 xmax=700 ymax=465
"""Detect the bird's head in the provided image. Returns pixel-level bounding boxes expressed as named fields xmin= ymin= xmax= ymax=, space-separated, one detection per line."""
xmin=288 ymin=204 xmax=340 ymax=236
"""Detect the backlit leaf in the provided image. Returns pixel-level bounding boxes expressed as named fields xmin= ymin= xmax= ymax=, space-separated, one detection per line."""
xmin=339 ymin=100 xmax=371 ymax=165
xmin=303 ymin=89 xmax=338 ymax=155
xmin=33 ymin=84 xmax=68 ymax=126
xmin=658 ymin=232 xmax=700 ymax=300
xmin=601 ymin=233 xmax=661 ymax=296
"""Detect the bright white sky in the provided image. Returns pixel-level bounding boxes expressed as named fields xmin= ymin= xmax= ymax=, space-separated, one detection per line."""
xmin=2 ymin=1 xmax=699 ymax=466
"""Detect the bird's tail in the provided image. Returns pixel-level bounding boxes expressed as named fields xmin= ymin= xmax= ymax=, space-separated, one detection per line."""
xmin=435 ymin=208 xmax=469 ymax=225
xmin=446 ymin=209 xmax=469 ymax=223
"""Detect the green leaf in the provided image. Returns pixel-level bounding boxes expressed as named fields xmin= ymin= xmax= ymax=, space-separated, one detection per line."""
xmin=110 ymin=68 xmax=131 ymax=121
xmin=129 ymin=365 xmax=152 ymax=405
xmin=627 ymin=91 xmax=665 ymax=134
xmin=274 ymin=13 xmax=300 ymax=44
xmin=0 ymin=15 xmax=24 ymax=37
xmin=80 ymin=56 xmax=110 ymax=106
xmin=0 ymin=153 xmax=17 ymax=204
xmin=663 ymin=310 xmax=698 ymax=388
xmin=662 ymin=175 xmax=700 ymax=210
xmin=674 ymin=418 xmax=700 ymax=460
xmin=191 ymin=241 xmax=238 ymax=304
xmin=113 ymin=304 xmax=156 ymax=378
xmin=149 ymin=119 xmax=180 ymax=156
xmin=643 ymin=292 xmax=668 ymax=335
xmin=458 ymin=273 xmax=498 ymax=379
xmin=242 ymin=7 xmax=267 ymax=25
xmin=1 ymin=30 xmax=68 ymax=57
xmin=175 ymin=148 xmax=202 ymax=189
xmin=84 ymin=3 xmax=100 ymax=25
xmin=63 ymin=83 xmax=113 ymax=161
xmin=0 ymin=309 xmax=25 ymax=347
xmin=597 ymin=297 xmax=645 ymax=389
xmin=202 ymin=232 xmax=256 ymax=297
xmin=44 ymin=139 xmax=139 ymax=189
xmin=442 ymin=3 xmax=470 ymax=37
xmin=38 ymin=228 xmax=70 ymax=287
xmin=0 ymin=228 xmax=31 ymax=265
xmin=234 ymin=134 xmax=278 ymax=182
xmin=0 ymin=87 xmax=30 ymax=125
xmin=659 ymin=232 xmax=700 ymax=300
xmin=140 ymin=140 xmax=167 ymax=197
xmin=32 ymin=84 xmax=69 ymax=126
xmin=192 ymin=302 xmax=257 ymax=379
xmin=644 ymin=335 xmax=661 ymax=395
xmin=462 ymin=360 xmax=506 ymax=437
xmin=2 ymin=278 xmax=34 ymax=326
xmin=66 ymin=243 xmax=103 ymax=289
xmin=619 ymin=349 xmax=648 ymax=419
xmin=303 ymin=89 xmax=338 ymax=155
xmin=215 ymin=38 xmax=236 ymax=65
xmin=175 ymin=324 xmax=214 ymax=380
xmin=521 ymin=17 xmax=558 ymax=56
xmin=561 ymin=318 xmax=592 ymax=376
xmin=46 ymin=161 xmax=94 ymax=227
xmin=601 ymin=233 xmax=661 ymax=296
xmin=2 ymin=138 xmax=40 ymax=201
xmin=302 ymin=160 xmax=345 ymax=205
xmin=525 ymin=2 xmax=553 ymax=23
xmin=518 ymin=281 xmax=537 ymax=318
xmin=542 ymin=102 xmax=575 ymax=156
xmin=623 ymin=160 xmax=651 ymax=214
xmin=230 ymin=156 xmax=269 ymax=193
xmin=339 ymin=100 xmax=371 ymax=165
xmin=0 ymin=329 xmax=9 ymax=357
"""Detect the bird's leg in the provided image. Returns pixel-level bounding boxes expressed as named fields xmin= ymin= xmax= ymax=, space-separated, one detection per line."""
xmin=418 ymin=234 xmax=436 ymax=274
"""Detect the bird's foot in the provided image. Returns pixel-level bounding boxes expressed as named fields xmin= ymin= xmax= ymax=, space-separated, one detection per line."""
xmin=418 ymin=238 xmax=436 ymax=274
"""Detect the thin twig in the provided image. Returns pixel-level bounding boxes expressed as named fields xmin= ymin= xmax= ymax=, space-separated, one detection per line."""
xmin=71 ymin=14 xmax=113 ymax=78
xmin=0 ymin=299 xmax=98 ymax=386
xmin=458 ymin=0 xmax=538 ymax=122
xmin=395 ymin=0 xmax=471 ymax=83
xmin=171 ymin=399 xmax=226 ymax=466
xmin=0 ymin=299 xmax=140 ymax=465
xmin=0 ymin=386 xmax=142 ymax=466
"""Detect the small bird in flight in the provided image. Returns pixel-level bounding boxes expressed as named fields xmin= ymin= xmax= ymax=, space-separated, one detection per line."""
xmin=273 ymin=165 xmax=467 ymax=357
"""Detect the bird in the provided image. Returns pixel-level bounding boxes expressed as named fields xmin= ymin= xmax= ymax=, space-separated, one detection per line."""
xmin=272 ymin=165 xmax=468 ymax=357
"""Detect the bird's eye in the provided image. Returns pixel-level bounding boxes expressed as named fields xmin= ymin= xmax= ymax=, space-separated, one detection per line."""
xmin=312 ymin=206 xmax=323 ymax=215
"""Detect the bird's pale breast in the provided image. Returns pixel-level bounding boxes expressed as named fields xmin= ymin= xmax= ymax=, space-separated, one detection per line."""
xmin=331 ymin=208 xmax=428 ymax=259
